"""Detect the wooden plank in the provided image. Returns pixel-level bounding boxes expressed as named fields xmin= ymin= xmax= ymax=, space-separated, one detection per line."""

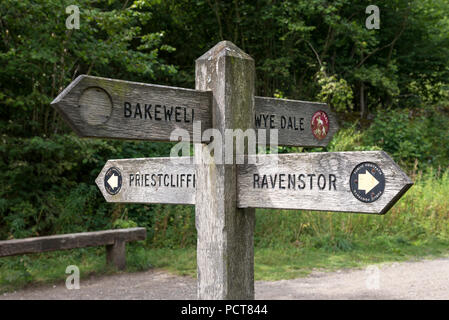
xmin=237 ymin=151 xmax=413 ymax=214
xmin=52 ymin=75 xmax=338 ymax=147
xmin=254 ymin=96 xmax=338 ymax=147
xmin=95 ymin=157 xmax=195 ymax=205
xmin=95 ymin=151 xmax=413 ymax=215
xmin=0 ymin=228 xmax=146 ymax=257
xmin=51 ymin=75 xmax=212 ymax=142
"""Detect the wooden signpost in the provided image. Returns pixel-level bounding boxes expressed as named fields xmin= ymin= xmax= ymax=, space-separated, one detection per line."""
xmin=53 ymin=40 xmax=413 ymax=300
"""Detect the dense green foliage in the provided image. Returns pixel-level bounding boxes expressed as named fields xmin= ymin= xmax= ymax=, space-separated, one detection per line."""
xmin=0 ymin=134 xmax=175 ymax=238
xmin=1 ymin=0 xmax=448 ymax=244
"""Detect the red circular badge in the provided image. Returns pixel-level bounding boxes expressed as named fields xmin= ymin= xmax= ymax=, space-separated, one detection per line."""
xmin=311 ymin=111 xmax=329 ymax=140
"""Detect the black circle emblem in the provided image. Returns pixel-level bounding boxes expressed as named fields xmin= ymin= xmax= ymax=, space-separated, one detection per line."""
xmin=104 ymin=167 xmax=122 ymax=195
xmin=350 ymin=162 xmax=385 ymax=203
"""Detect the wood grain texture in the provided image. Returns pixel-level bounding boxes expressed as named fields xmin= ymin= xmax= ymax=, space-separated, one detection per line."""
xmin=95 ymin=151 xmax=412 ymax=215
xmin=237 ymin=151 xmax=413 ymax=214
xmin=106 ymin=240 xmax=127 ymax=270
xmin=0 ymin=228 xmax=146 ymax=257
xmin=95 ymin=157 xmax=195 ymax=205
xmin=52 ymin=75 xmax=339 ymax=147
xmin=254 ymin=96 xmax=338 ymax=147
xmin=195 ymin=41 xmax=255 ymax=300
xmin=51 ymin=75 xmax=212 ymax=142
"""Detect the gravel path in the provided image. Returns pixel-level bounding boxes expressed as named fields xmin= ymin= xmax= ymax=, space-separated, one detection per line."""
xmin=2 ymin=257 xmax=449 ymax=300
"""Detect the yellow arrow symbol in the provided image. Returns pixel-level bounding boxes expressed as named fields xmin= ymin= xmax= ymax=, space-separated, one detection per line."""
xmin=358 ymin=170 xmax=379 ymax=193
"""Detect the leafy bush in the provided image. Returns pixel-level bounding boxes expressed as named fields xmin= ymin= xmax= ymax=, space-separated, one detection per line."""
xmin=363 ymin=106 xmax=449 ymax=171
xmin=112 ymin=219 xmax=137 ymax=229
xmin=316 ymin=67 xmax=354 ymax=113
xmin=326 ymin=123 xmax=380 ymax=152
xmin=0 ymin=133 xmax=174 ymax=239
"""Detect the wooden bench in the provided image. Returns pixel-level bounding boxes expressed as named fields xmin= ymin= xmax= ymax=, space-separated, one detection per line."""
xmin=0 ymin=227 xmax=146 ymax=270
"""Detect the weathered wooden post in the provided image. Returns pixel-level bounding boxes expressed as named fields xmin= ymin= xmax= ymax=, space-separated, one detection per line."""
xmin=106 ymin=240 xmax=126 ymax=270
xmin=195 ymin=41 xmax=256 ymax=299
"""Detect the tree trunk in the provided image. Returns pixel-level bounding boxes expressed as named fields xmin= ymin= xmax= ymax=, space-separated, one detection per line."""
xmin=360 ymin=82 xmax=366 ymax=120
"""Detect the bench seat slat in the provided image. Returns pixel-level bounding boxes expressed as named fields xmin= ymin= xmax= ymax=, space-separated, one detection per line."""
xmin=0 ymin=228 xmax=146 ymax=257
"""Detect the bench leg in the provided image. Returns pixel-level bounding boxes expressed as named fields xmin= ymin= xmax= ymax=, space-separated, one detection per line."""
xmin=106 ymin=240 xmax=126 ymax=270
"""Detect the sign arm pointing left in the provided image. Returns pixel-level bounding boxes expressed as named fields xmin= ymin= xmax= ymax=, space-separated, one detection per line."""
xmin=51 ymin=75 xmax=213 ymax=142
xmin=51 ymin=75 xmax=87 ymax=137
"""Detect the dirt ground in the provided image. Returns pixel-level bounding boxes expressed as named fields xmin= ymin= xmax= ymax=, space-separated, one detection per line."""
xmin=2 ymin=257 xmax=449 ymax=300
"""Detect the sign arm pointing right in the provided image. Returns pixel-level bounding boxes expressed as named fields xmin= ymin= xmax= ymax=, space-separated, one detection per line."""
xmin=377 ymin=151 xmax=413 ymax=215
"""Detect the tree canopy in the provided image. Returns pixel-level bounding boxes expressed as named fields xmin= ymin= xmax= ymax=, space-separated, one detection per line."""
xmin=1 ymin=0 xmax=448 ymax=137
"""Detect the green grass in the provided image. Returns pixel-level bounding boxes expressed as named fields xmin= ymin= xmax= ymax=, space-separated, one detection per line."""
xmin=1 ymin=170 xmax=449 ymax=292
xmin=254 ymin=238 xmax=449 ymax=281
xmin=0 ymin=245 xmax=196 ymax=293
xmin=1 ymin=238 xmax=449 ymax=293
xmin=0 ymin=247 xmax=107 ymax=293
